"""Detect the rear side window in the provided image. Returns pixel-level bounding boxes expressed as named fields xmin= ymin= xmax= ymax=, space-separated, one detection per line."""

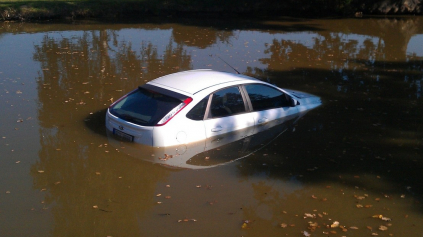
xmin=109 ymin=87 xmax=182 ymax=126
xmin=186 ymin=96 xmax=209 ymax=121
xmin=244 ymin=84 xmax=291 ymax=111
xmin=209 ymin=86 xmax=246 ymax=118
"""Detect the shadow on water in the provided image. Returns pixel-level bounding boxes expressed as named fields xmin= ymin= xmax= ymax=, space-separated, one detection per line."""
xmin=84 ymin=108 xmax=108 ymax=137
xmin=240 ymin=58 xmax=423 ymax=211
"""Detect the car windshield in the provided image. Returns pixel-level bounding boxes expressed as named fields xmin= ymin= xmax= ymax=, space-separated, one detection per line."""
xmin=109 ymin=86 xmax=183 ymax=126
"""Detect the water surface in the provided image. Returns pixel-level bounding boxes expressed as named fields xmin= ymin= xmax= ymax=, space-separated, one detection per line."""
xmin=0 ymin=17 xmax=422 ymax=236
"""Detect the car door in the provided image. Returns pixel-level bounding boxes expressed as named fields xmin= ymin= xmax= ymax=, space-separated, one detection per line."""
xmin=203 ymin=86 xmax=255 ymax=140
xmin=243 ymin=84 xmax=299 ymax=132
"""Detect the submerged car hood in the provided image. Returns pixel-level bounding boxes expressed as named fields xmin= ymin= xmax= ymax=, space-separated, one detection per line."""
xmin=285 ymin=89 xmax=316 ymax=99
xmin=285 ymin=89 xmax=322 ymax=112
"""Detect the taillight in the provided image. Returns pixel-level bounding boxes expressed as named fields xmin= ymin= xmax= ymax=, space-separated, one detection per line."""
xmin=157 ymin=97 xmax=193 ymax=126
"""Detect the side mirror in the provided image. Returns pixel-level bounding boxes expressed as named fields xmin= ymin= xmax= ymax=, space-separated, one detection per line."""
xmin=290 ymin=98 xmax=299 ymax=107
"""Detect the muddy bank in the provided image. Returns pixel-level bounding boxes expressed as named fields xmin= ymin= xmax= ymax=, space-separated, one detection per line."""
xmin=1 ymin=0 xmax=422 ymax=21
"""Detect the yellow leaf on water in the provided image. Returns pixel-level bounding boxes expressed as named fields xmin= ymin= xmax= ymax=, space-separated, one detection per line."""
xmin=379 ymin=225 xmax=388 ymax=231
xmin=309 ymin=222 xmax=318 ymax=227
xmin=330 ymin=221 xmax=339 ymax=228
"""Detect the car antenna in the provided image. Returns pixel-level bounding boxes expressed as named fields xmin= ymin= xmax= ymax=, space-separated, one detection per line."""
xmin=216 ymin=55 xmax=241 ymax=74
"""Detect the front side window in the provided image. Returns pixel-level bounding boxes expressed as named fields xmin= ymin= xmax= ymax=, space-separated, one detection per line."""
xmin=109 ymin=87 xmax=183 ymax=126
xmin=209 ymin=86 xmax=246 ymax=118
xmin=244 ymin=84 xmax=291 ymax=111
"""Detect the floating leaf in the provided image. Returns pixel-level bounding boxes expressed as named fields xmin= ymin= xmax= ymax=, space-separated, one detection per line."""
xmin=380 ymin=216 xmax=392 ymax=221
xmin=280 ymin=223 xmax=288 ymax=228
xmin=309 ymin=222 xmax=318 ymax=227
xmin=302 ymin=231 xmax=311 ymax=237
xmin=379 ymin=225 xmax=388 ymax=231
xmin=350 ymin=226 xmax=359 ymax=230
xmin=330 ymin=221 xmax=339 ymax=228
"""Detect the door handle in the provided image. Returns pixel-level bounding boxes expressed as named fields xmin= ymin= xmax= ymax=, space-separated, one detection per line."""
xmin=211 ymin=126 xmax=222 ymax=132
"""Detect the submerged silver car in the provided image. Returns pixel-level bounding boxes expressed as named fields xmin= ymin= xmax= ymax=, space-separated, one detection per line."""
xmin=106 ymin=69 xmax=321 ymax=147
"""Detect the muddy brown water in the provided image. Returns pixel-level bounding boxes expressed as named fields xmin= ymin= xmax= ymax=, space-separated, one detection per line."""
xmin=0 ymin=17 xmax=422 ymax=237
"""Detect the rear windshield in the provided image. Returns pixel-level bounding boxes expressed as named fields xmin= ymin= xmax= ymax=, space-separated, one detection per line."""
xmin=109 ymin=86 xmax=183 ymax=126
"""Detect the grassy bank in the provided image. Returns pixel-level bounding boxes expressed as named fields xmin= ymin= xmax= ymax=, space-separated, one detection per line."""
xmin=0 ymin=0 xmax=421 ymax=21
xmin=0 ymin=0 xmax=156 ymax=20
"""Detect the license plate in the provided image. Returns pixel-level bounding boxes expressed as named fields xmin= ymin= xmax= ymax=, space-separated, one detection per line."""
xmin=113 ymin=128 xmax=134 ymax=142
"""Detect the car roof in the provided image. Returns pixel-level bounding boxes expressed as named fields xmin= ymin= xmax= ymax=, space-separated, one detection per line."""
xmin=147 ymin=69 xmax=260 ymax=95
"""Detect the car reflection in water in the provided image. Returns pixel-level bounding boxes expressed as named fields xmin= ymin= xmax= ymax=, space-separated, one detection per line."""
xmin=107 ymin=110 xmax=318 ymax=169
